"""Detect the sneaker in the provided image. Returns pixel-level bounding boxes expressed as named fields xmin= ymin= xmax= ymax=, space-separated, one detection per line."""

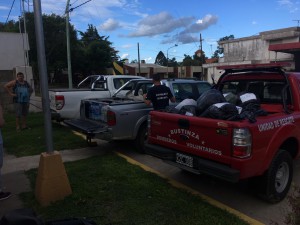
xmin=0 ymin=192 xmax=12 ymax=201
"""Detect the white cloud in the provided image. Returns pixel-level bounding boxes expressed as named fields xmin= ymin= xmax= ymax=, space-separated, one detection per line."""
xmin=181 ymin=14 xmax=218 ymax=34
xmin=99 ymin=18 xmax=121 ymax=31
xmin=163 ymin=14 xmax=218 ymax=45
xmin=127 ymin=11 xmax=194 ymax=37
xmin=121 ymin=53 xmax=129 ymax=59
xmin=144 ymin=57 xmax=152 ymax=62
xmin=121 ymin=44 xmax=134 ymax=49
xmin=177 ymin=33 xmax=198 ymax=44
xmin=277 ymin=0 xmax=299 ymax=13
xmin=0 ymin=6 xmax=9 ymax=10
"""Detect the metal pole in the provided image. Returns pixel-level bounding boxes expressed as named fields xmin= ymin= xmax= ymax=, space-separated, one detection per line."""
xmin=166 ymin=44 xmax=178 ymax=77
xmin=33 ymin=0 xmax=54 ymax=153
xmin=22 ymin=0 xmax=29 ymax=66
xmin=66 ymin=0 xmax=73 ymax=88
xmin=138 ymin=43 xmax=141 ymax=76
xmin=167 ymin=50 xmax=169 ymax=76
xmin=200 ymin=33 xmax=204 ymax=80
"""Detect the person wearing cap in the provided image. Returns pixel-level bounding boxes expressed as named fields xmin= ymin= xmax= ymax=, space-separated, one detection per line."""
xmin=144 ymin=73 xmax=175 ymax=110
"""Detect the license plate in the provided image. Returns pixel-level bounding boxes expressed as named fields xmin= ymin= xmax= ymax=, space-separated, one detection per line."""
xmin=176 ymin=153 xmax=193 ymax=168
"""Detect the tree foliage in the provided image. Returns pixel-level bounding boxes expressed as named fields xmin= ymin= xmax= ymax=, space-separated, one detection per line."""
xmin=212 ymin=35 xmax=235 ymax=58
xmin=155 ymin=51 xmax=167 ymax=66
xmin=181 ymin=52 xmax=206 ymax=66
xmin=78 ymin=24 xmax=119 ymax=74
xmin=0 ymin=14 xmax=118 ymax=83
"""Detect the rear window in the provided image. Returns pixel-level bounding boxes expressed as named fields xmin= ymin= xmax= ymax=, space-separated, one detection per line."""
xmin=172 ymin=82 xmax=211 ymax=101
xmin=221 ymin=80 xmax=291 ymax=104
xmin=113 ymin=78 xmax=136 ymax=89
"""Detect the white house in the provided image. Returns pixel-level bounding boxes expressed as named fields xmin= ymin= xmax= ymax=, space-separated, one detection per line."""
xmin=204 ymin=26 xmax=300 ymax=83
xmin=0 ymin=32 xmax=35 ymax=111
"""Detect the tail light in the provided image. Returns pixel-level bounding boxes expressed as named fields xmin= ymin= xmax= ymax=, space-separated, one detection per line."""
xmin=55 ymin=95 xmax=65 ymax=110
xmin=107 ymin=110 xmax=116 ymax=126
xmin=232 ymin=128 xmax=252 ymax=158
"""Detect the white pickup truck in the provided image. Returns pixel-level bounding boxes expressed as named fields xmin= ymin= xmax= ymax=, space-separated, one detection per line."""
xmin=49 ymin=75 xmax=142 ymax=121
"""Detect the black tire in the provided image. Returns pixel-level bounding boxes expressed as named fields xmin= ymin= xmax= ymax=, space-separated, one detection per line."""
xmin=256 ymin=149 xmax=293 ymax=203
xmin=134 ymin=124 xmax=147 ymax=153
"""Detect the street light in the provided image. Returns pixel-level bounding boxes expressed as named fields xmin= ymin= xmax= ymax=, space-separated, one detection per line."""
xmin=166 ymin=44 xmax=178 ymax=76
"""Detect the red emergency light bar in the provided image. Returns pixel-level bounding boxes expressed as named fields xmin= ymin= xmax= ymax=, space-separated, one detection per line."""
xmin=217 ymin=62 xmax=291 ymax=70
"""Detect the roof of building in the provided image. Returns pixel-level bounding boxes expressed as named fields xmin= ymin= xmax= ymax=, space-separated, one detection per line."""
xmin=124 ymin=63 xmax=166 ymax=69
xmin=269 ymin=42 xmax=300 ymax=54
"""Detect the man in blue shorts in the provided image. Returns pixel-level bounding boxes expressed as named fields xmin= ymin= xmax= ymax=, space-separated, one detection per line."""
xmin=4 ymin=72 xmax=33 ymax=132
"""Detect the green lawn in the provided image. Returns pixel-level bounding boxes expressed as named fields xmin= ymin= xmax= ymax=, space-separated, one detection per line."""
xmin=22 ymin=153 xmax=250 ymax=225
xmin=2 ymin=112 xmax=89 ymax=157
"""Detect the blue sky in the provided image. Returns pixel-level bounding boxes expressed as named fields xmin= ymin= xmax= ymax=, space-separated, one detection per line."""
xmin=0 ymin=0 xmax=299 ymax=63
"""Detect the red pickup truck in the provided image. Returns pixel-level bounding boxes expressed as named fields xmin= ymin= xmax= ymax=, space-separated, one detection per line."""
xmin=145 ymin=62 xmax=300 ymax=203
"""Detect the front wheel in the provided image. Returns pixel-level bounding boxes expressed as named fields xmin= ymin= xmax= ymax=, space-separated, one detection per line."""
xmin=134 ymin=124 xmax=147 ymax=153
xmin=256 ymin=149 xmax=293 ymax=203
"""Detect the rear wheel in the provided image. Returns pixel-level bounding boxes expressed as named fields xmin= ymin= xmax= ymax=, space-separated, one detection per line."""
xmin=134 ymin=124 xmax=147 ymax=153
xmin=255 ymin=149 xmax=293 ymax=203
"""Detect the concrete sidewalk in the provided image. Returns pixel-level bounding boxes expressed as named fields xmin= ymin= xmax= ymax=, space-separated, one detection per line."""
xmin=0 ymin=147 xmax=106 ymax=218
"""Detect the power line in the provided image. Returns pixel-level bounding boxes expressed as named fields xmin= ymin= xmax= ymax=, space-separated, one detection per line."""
xmin=69 ymin=0 xmax=92 ymax=12
xmin=293 ymin=20 xmax=300 ymax=27
xmin=5 ymin=0 xmax=16 ymax=24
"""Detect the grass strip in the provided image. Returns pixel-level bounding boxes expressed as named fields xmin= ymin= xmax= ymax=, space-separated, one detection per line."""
xmin=2 ymin=112 xmax=88 ymax=157
xmin=21 ymin=152 xmax=249 ymax=225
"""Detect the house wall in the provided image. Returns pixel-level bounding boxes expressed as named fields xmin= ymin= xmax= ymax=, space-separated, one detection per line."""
xmin=219 ymin=27 xmax=300 ymax=64
xmin=207 ymin=27 xmax=300 ymax=83
xmin=0 ymin=32 xmax=35 ymax=112
xmin=0 ymin=32 xmax=29 ymax=70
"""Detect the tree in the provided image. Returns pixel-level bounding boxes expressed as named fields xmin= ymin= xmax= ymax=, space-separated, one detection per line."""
xmin=2 ymin=12 xmax=78 ymax=82
xmin=213 ymin=35 xmax=235 ymax=58
xmin=155 ymin=51 xmax=167 ymax=66
xmin=0 ymin=16 xmax=119 ymax=82
xmin=181 ymin=52 xmax=205 ymax=66
xmin=0 ymin=20 xmax=19 ymax=32
xmin=78 ymin=24 xmax=101 ymax=47
xmin=79 ymin=24 xmax=119 ymax=74
xmin=168 ymin=57 xmax=178 ymax=67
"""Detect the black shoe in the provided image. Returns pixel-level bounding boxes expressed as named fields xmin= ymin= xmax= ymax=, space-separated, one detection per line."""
xmin=0 ymin=192 xmax=12 ymax=201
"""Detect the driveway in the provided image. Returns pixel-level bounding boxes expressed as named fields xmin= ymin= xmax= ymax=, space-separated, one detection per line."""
xmin=113 ymin=141 xmax=299 ymax=225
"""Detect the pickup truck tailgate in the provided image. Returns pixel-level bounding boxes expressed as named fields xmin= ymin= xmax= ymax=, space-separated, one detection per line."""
xmin=148 ymin=111 xmax=234 ymax=164
xmin=64 ymin=119 xmax=107 ymax=135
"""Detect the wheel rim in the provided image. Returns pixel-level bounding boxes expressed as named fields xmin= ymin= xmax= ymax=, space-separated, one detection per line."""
xmin=275 ymin=161 xmax=290 ymax=193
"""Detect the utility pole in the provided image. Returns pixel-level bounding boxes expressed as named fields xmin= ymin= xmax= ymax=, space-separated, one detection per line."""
xmin=200 ymin=33 xmax=204 ymax=80
xmin=33 ymin=0 xmax=53 ymax=153
xmin=166 ymin=44 xmax=178 ymax=77
xmin=65 ymin=0 xmax=72 ymax=88
xmin=293 ymin=20 xmax=300 ymax=27
xmin=65 ymin=0 xmax=91 ymax=88
xmin=22 ymin=0 xmax=29 ymax=66
xmin=138 ymin=43 xmax=141 ymax=76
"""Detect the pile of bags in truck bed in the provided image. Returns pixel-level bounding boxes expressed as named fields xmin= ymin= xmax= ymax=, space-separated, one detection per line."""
xmin=167 ymin=89 xmax=268 ymax=123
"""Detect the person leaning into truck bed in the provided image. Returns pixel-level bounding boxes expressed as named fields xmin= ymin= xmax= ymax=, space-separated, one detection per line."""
xmin=143 ymin=73 xmax=175 ymax=110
